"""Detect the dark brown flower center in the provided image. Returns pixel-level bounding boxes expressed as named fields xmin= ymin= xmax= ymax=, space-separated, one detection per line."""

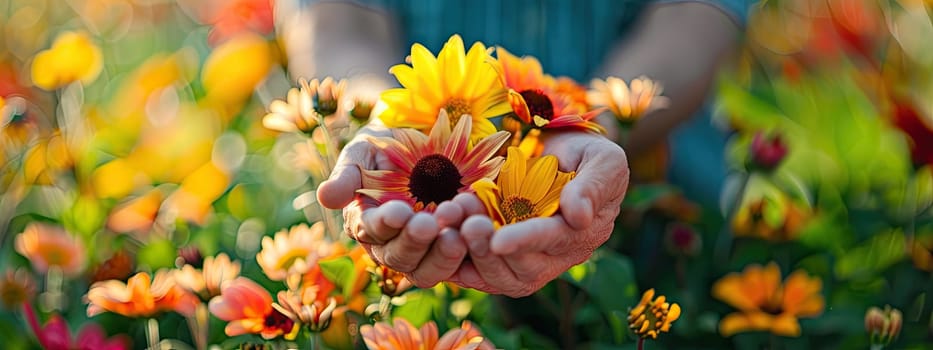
xmin=519 ymin=89 xmax=555 ymax=122
xmin=265 ymin=309 xmax=295 ymax=332
xmin=502 ymin=195 xmax=535 ymax=223
xmin=409 ymin=154 xmax=462 ymax=206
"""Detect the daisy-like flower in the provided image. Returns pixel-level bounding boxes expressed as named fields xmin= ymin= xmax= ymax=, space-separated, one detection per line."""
xmin=627 ymin=289 xmax=681 ymax=340
xmin=712 ymin=262 xmax=824 ymax=337
xmin=493 ymin=47 xmax=604 ymax=133
xmin=471 ymin=147 xmax=573 ymax=228
xmin=361 ymin=319 xmax=494 ymax=350
xmin=588 ymin=76 xmax=670 ymax=124
xmin=359 ymin=111 xmax=510 ymax=212
xmin=14 ymin=223 xmax=86 ymax=277
xmin=30 ymin=31 xmax=103 ymax=90
xmin=86 ymin=270 xmax=200 ymax=318
xmin=208 ymin=277 xmax=298 ymax=340
xmin=379 ymin=34 xmax=511 ymax=140
xmin=175 ymin=252 xmax=242 ymax=300
xmin=263 ymin=77 xmax=347 ymax=134
xmin=256 ymin=222 xmax=336 ymax=281
xmin=0 ymin=267 xmax=35 ymax=308
xmin=273 ymin=289 xmax=338 ymax=332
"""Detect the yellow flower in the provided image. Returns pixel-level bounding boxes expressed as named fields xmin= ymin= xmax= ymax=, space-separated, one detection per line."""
xmin=471 ymin=147 xmax=573 ymax=228
xmin=627 ymin=289 xmax=681 ymax=340
xmin=359 ymin=111 xmax=510 ymax=212
xmin=201 ymin=33 xmax=274 ymax=105
xmin=14 ymin=223 xmax=86 ymax=277
xmin=379 ymin=34 xmax=511 ymax=140
xmin=256 ymin=222 xmax=336 ymax=281
xmin=588 ymin=76 xmax=670 ymax=123
xmin=174 ymin=252 xmax=242 ymax=300
xmin=30 ymin=31 xmax=103 ymax=90
xmin=163 ymin=161 xmax=232 ymax=225
xmin=712 ymin=262 xmax=824 ymax=337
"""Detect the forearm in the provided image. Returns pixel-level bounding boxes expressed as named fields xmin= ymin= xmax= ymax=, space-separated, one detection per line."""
xmin=598 ymin=2 xmax=740 ymax=156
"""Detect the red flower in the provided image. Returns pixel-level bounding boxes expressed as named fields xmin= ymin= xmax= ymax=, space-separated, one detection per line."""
xmin=749 ymin=132 xmax=788 ymax=171
xmin=891 ymin=100 xmax=933 ymax=167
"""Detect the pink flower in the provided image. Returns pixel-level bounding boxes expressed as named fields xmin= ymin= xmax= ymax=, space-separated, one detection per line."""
xmin=32 ymin=315 xmax=129 ymax=350
xmin=749 ymin=132 xmax=788 ymax=171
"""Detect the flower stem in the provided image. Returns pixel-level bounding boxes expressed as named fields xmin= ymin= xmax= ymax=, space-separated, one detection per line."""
xmin=310 ymin=332 xmax=320 ymax=350
xmin=146 ymin=318 xmax=160 ymax=350
xmin=715 ymin=172 xmax=751 ymax=265
xmin=378 ymin=294 xmax=392 ymax=321
xmin=637 ymin=338 xmax=645 ymax=350
xmin=22 ymin=303 xmax=43 ymax=345
xmin=186 ymin=303 xmax=209 ymax=350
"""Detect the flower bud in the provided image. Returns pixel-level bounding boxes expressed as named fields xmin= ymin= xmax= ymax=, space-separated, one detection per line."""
xmin=749 ymin=132 xmax=787 ymax=171
xmin=664 ymin=223 xmax=702 ymax=257
xmin=176 ymin=246 xmax=203 ymax=268
xmin=865 ymin=305 xmax=902 ymax=345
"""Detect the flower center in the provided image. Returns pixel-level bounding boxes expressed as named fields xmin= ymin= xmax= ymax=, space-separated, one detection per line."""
xmin=519 ymin=89 xmax=555 ymax=122
xmin=276 ymin=250 xmax=311 ymax=270
xmin=265 ymin=309 xmax=295 ymax=332
xmin=315 ymin=97 xmax=338 ymax=116
xmin=408 ymin=154 xmax=463 ymax=206
xmin=444 ymin=98 xmax=471 ymax=126
xmin=502 ymin=195 xmax=536 ymax=223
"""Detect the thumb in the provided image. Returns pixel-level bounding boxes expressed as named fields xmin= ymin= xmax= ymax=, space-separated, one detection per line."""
xmin=560 ymin=141 xmax=629 ymax=230
xmin=317 ymin=140 xmax=373 ymax=209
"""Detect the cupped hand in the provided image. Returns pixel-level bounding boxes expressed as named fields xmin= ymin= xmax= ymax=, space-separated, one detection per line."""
xmin=317 ymin=124 xmax=469 ymax=288
xmin=438 ymin=130 xmax=630 ymax=297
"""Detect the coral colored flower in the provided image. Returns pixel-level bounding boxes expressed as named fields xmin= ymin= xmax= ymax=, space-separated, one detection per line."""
xmin=361 ymin=319 xmax=494 ymax=350
xmin=14 ymin=223 xmax=86 ymax=276
xmin=256 ymin=222 xmax=336 ymax=281
xmin=263 ymin=77 xmax=347 ymax=133
xmin=209 ymin=277 xmax=298 ymax=340
xmin=379 ymin=35 xmax=511 ymax=140
xmin=712 ymin=263 xmax=824 ymax=337
xmin=588 ymin=76 xmax=670 ymax=124
xmin=207 ymin=0 xmax=274 ymax=46
xmin=175 ymin=252 xmax=242 ymax=300
xmin=32 ymin=315 xmax=129 ymax=350
xmin=0 ymin=267 xmax=35 ymax=308
xmin=865 ymin=305 xmax=902 ymax=345
xmin=471 ymin=147 xmax=573 ymax=228
xmin=494 ymin=47 xmax=603 ymax=133
xmin=359 ymin=112 xmax=509 ymax=212
xmin=273 ymin=287 xmax=338 ymax=332
xmin=30 ymin=31 xmax=103 ymax=90
xmin=627 ymin=289 xmax=681 ymax=340
xmin=86 ymin=270 xmax=200 ymax=318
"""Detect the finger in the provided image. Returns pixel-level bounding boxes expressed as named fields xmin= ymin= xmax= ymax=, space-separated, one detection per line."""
xmin=358 ymin=200 xmax=413 ymax=244
xmin=374 ymin=212 xmax=439 ymax=273
xmin=433 ymin=200 xmax=465 ymax=229
xmin=408 ymin=228 xmax=468 ymax=288
xmin=452 ymin=193 xmax=486 ymax=217
xmin=560 ymin=140 xmax=628 ymax=230
xmin=490 ymin=216 xmax=573 ymax=256
xmin=317 ymin=140 xmax=374 ymax=209
xmin=461 ymin=215 xmax=522 ymax=294
xmin=449 ymin=260 xmax=505 ymax=294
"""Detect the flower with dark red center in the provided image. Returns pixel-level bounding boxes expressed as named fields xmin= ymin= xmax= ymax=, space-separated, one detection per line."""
xmin=358 ymin=111 xmax=510 ymax=212
xmin=749 ymin=132 xmax=788 ymax=171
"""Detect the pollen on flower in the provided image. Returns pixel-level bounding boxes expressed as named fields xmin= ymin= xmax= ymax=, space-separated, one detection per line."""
xmin=502 ymin=195 xmax=536 ymax=223
xmin=519 ymin=89 xmax=555 ymax=122
xmin=408 ymin=154 xmax=463 ymax=206
xmin=444 ymin=98 xmax=472 ymax=126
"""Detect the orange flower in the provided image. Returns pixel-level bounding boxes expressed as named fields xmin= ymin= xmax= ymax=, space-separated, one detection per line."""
xmin=361 ymin=319 xmax=494 ymax=350
xmin=256 ymin=222 xmax=337 ymax=281
xmin=493 ymin=47 xmax=603 ymax=133
xmin=174 ymin=252 xmax=241 ymax=300
xmin=358 ymin=111 xmax=510 ymax=212
xmin=712 ymin=263 xmax=824 ymax=337
xmin=908 ymin=235 xmax=933 ymax=272
xmin=0 ymin=267 xmax=35 ymax=308
xmin=208 ymin=277 xmax=298 ymax=340
xmin=87 ymin=270 xmax=200 ymax=318
xmin=14 ymin=223 xmax=86 ymax=277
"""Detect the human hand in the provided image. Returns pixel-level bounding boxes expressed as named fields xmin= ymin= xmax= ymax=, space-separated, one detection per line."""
xmin=434 ymin=130 xmax=629 ymax=297
xmin=317 ymin=124 xmax=469 ymax=288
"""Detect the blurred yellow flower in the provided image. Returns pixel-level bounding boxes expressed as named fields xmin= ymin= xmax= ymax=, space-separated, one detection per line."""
xmin=712 ymin=262 xmax=824 ymax=337
xmin=22 ymin=132 xmax=72 ymax=186
xmin=361 ymin=319 xmax=494 ymax=350
xmin=588 ymin=76 xmax=670 ymax=124
xmin=14 ymin=222 xmax=86 ymax=277
xmin=732 ymin=197 xmax=810 ymax=241
xmin=30 ymin=31 xmax=103 ymax=90
xmin=256 ymin=222 xmax=336 ymax=281
xmin=174 ymin=252 xmax=242 ymax=301
xmin=202 ymin=33 xmax=274 ymax=106
xmin=105 ymin=188 xmax=164 ymax=235
xmin=627 ymin=289 xmax=681 ymax=340
xmin=87 ymin=270 xmax=200 ymax=318
xmin=379 ymin=34 xmax=511 ymax=140
xmin=91 ymin=158 xmax=149 ymax=199
xmin=164 ymin=161 xmax=232 ymax=225
xmin=472 ymin=147 xmax=573 ymax=228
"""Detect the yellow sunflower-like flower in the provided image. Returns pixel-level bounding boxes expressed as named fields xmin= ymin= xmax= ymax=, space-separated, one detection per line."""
xmin=587 ymin=76 xmax=670 ymax=124
xmin=712 ymin=262 xmax=824 ymax=337
xmin=628 ymin=289 xmax=681 ymax=340
xmin=30 ymin=31 xmax=103 ymax=90
xmin=379 ymin=34 xmax=511 ymax=140
xmin=359 ymin=111 xmax=510 ymax=212
xmin=471 ymin=147 xmax=573 ymax=228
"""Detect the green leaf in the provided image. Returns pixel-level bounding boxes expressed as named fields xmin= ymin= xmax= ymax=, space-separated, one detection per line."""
xmin=137 ymin=238 xmax=177 ymax=271
xmin=621 ymin=184 xmax=677 ymax=211
xmin=319 ymin=256 xmax=357 ymax=298
xmin=391 ymin=289 xmax=440 ymax=328
xmin=608 ymin=310 xmax=629 ymax=344
xmin=562 ymin=249 xmax=638 ymax=313
xmin=834 ymin=229 xmax=906 ymax=280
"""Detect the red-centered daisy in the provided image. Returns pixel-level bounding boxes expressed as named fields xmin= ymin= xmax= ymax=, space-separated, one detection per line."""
xmin=358 ymin=111 xmax=510 ymax=212
xmin=493 ymin=47 xmax=605 ymax=133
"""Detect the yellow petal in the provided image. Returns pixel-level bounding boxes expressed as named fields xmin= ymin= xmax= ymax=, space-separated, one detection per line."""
xmin=521 ymin=155 xmax=558 ymax=203
xmin=499 ymin=147 xmax=527 ymax=196
xmin=471 ymin=179 xmax=505 ymax=228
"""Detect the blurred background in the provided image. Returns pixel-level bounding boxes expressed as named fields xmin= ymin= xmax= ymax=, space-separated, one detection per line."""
xmin=0 ymin=0 xmax=931 ymax=349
